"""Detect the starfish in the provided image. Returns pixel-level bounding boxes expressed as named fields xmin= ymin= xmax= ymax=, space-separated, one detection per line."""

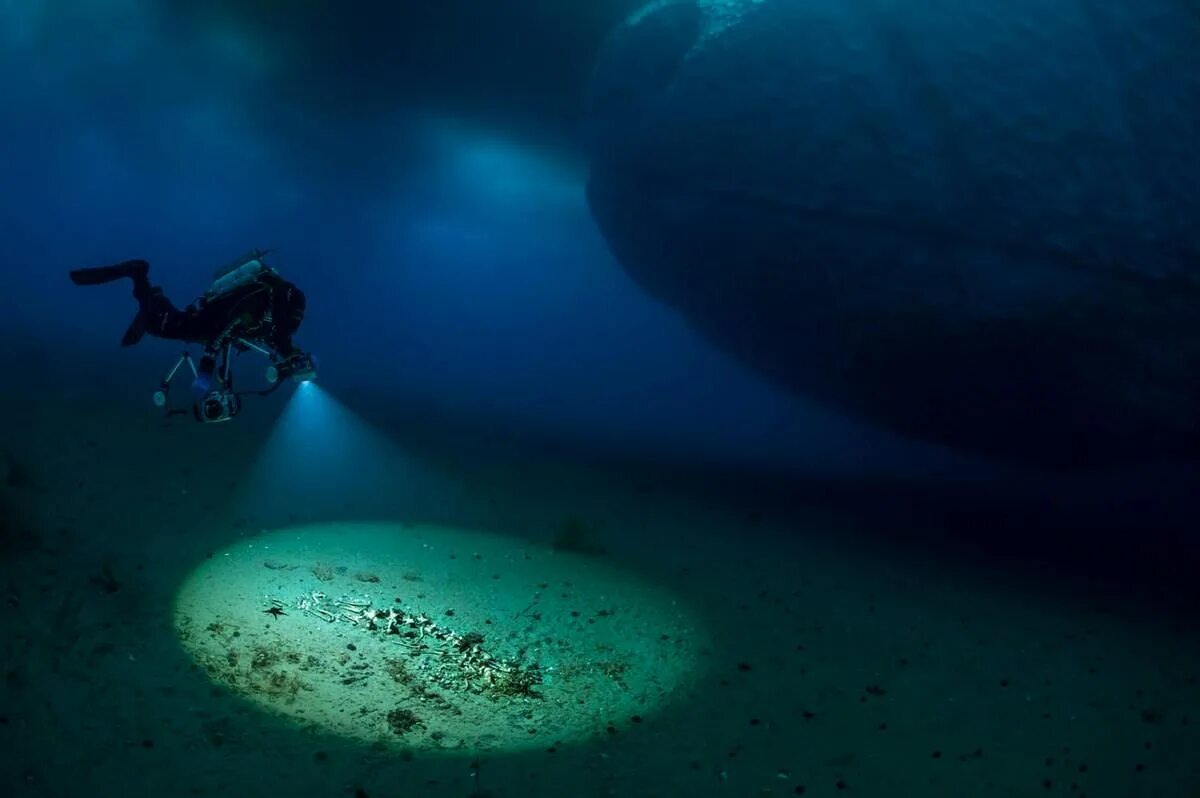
xmin=264 ymin=607 xmax=287 ymax=618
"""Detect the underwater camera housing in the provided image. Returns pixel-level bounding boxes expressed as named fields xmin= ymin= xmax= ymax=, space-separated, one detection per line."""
xmin=194 ymin=389 xmax=241 ymax=424
xmin=266 ymin=351 xmax=317 ymax=384
xmin=153 ymin=341 xmax=301 ymax=424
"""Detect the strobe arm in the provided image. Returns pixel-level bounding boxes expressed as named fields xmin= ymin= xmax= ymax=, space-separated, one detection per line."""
xmin=153 ymin=352 xmax=199 ymax=413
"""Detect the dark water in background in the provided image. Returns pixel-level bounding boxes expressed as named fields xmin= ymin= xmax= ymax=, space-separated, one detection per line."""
xmin=0 ymin=2 xmax=979 ymax=490
xmin=2 ymin=3 xmax=1199 ymax=797
xmin=2 ymin=0 xmax=1195 ymax=594
xmin=1 ymin=0 xmax=894 ymax=467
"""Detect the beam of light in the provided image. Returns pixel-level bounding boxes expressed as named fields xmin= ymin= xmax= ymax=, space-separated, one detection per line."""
xmin=172 ymin=521 xmax=708 ymax=754
xmin=235 ymin=382 xmax=442 ymax=527
xmin=413 ymin=116 xmax=586 ymax=220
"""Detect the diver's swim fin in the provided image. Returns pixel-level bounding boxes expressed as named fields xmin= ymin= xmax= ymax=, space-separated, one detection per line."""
xmin=120 ymin=311 xmax=147 ymax=347
xmin=69 ymin=259 xmax=150 ymax=286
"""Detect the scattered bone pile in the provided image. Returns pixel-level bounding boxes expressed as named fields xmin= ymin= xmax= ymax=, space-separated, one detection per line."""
xmin=271 ymin=591 xmax=542 ymax=698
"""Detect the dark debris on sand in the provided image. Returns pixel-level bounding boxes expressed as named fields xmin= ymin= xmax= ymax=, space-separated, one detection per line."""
xmin=551 ymin=517 xmax=606 ymax=556
xmin=0 ymin=450 xmax=39 ymax=553
xmin=3 ymin=450 xmax=34 ymax=490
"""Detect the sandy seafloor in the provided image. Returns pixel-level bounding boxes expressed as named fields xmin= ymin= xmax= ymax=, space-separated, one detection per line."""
xmin=1 ymin=385 xmax=1198 ymax=798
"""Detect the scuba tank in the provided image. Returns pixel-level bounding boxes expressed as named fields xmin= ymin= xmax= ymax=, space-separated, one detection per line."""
xmin=206 ymin=249 xmax=274 ymax=299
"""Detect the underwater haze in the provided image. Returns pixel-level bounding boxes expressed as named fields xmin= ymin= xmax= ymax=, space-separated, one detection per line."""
xmin=1 ymin=2 xmax=1198 ymax=798
xmin=0 ymin=0 xmax=934 ymax=474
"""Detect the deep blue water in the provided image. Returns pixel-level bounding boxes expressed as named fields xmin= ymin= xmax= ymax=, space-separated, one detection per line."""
xmin=1 ymin=4 xmax=1198 ymax=796
xmin=1 ymin=0 xmax=949 ymax=475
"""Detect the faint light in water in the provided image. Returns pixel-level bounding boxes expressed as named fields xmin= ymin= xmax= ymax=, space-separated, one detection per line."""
xmin=237 ymin=383 xmax=422 ymax=523
xmin=423 ymin=117 xmax=583 ymax=210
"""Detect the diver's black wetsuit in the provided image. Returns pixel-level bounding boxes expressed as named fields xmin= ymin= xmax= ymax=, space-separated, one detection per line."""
xmin=70 ymin=258 xmax=306 ymax=357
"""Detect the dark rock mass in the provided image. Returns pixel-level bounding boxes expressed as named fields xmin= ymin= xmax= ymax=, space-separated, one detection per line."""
xmin=585 ymin=0 xmax=1200 ymax=466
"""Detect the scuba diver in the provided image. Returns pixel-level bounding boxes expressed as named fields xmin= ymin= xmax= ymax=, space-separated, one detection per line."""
xmin=69 ymin=252 xmax=316 ymax=423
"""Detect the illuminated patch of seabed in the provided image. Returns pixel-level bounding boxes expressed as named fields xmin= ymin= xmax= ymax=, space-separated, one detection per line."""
xmin=172 ymin=521 xmax=708 ymax=753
